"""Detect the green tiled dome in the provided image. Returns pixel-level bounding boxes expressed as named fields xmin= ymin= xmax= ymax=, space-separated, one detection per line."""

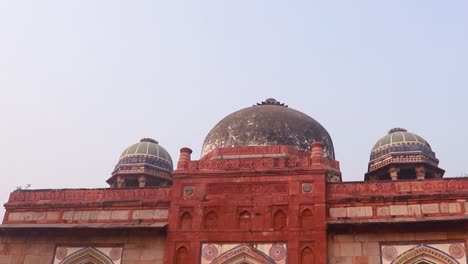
xmin=116 ymin=138 xmax=173 ymax=172
xmin=371 ymin=128 xmax=430 ymax=151
xmin=370 ymin=128 xmax=436 ymax=162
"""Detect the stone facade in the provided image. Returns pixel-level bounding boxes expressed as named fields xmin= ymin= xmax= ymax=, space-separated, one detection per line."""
xmin=1 ymin=100 xmax=467 ymax=264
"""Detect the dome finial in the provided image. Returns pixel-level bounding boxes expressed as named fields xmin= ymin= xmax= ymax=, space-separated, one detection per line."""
xmin=388 ymin=128 xmax=407 ymax=134
xmin=140 ymin=138 xmax=158 ymax=144
xmin=255 ymin=98 xmax=288 ymax=107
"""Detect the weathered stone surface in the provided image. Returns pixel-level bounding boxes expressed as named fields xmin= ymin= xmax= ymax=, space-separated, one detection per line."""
xmin=111 ymin=210 xmax=129 ymax=220
xmin=390 ymin=205 xmax=408 ymax=216
xmin=449 ymin=203 xmax=461 ymax=213
xmin=407 ymin=204 xmax=421 ymax=215
xmin=96 ymin=211 xmax=111 ymax=220
xmin=376 ymin=206 xmax=390 ymax=216
xmin=362 ymin=242 xmax=379 ymax=256
xmin=421 ymin=203 xmax=439 ymax=214
xmin=330 ymin=208 xmax=347 ymax=218
xmin=340 ymin=243 xmax=362 ymax=256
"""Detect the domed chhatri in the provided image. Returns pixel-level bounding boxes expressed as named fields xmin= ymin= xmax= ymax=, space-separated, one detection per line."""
xmin=201 ymin=98 xmax=335 ymax=159
xmin=366 ymin=128 xmax=444 ymax=181
xmin=107 ymin=138 xmax=173 ymax=188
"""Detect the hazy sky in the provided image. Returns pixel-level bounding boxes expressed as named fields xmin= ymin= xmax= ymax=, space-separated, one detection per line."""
xmin=1 ymin=1 xmax=467 ymax=215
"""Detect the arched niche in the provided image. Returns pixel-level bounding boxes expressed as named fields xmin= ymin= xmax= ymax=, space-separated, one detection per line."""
xmin=59 ymin=247 xmax=113 ymax=264
xmin=301 ymin=246 xmax=314 ymax=264
xmin=300 ymin=208 xmax=314 ymax=228
xmin=175 ymin=246 xmax=189 ymax=264
xmin=179 ymin=211 xmax=192 ymax=230
xmin=391 ymin=245 xmax=459 ymax=264
xmin=204 ymin=211 xmax=218 ymax=229
xmin=273 ymin=210 xmax=287 ymax=230
xmin=238 ymin=211 xmax=252 ymax=229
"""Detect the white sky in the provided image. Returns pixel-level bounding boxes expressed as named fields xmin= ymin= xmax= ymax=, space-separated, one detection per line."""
xmin=1 ymin=1 xmax=468 ymax=216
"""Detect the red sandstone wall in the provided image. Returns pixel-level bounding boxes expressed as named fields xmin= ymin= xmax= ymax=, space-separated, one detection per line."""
xmin=327 ymin=225 xmax=468 ymax=264
xmin=0 ymin=229 xmax=166 ymax=264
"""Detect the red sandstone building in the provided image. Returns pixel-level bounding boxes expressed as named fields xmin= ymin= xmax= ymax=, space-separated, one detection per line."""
xmin=1 ymin=98 xmax=467 ymax=264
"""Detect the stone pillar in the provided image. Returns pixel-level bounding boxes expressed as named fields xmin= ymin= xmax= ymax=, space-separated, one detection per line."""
xmin=116 ymin=175 xmax=126 ymax=188
xmin=310 ymin=142 xmax=324 ymax=164
xmin=177 ymin=147 xmax=193 ymax=170
xmin=388 ymin=166 xmax=400 ymax=181
xmin=415 ymin=165 xmax=426 ymax=180
xmin=138 ymin=175 xmax=147 ymax=187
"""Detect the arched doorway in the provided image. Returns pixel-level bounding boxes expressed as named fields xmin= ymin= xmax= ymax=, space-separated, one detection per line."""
xmin=210 ymin=244 xmax=275 ymax=264
xmin=59 ymin=247 xmax=114 ymax=264
xmin=391 ymin=245 xmax=460 ymax=264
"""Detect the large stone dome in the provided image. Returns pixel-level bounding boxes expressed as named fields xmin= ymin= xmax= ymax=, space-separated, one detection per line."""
xmin=201 ymin=98 xmax=335 ymax=159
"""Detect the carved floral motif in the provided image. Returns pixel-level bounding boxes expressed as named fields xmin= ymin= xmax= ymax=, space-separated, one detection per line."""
xmin=206 ymin=182 xmax=287 ymax=195
xmin=8 ymin=188 xmax=171 ymax=204
xmin=327 ymin=178 xmax=468 ymax=198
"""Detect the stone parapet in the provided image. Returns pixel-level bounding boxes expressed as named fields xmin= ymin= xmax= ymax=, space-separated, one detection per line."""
xmin=326 ymin=178 xmax=468 ymax=224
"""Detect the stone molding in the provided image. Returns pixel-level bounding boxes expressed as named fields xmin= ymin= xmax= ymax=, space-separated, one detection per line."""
xmin=6 ymin=187 xmax=171 ymax=205
xmin=327 ymin=178 xmax=468 ymax=199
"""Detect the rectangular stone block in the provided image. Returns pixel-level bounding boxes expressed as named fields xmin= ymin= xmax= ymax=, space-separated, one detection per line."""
xmin=449 ymin=203 xmax=461 ymax=213
xmin=407 ymin=204 xmax=421 ymax=215
xmin=8 ymin=211 xmax=46 ymax=222
xmin=340 ymin=242 xmax=362 ymax=256
xmin=440 ymin=203 xmax=449 ymax=213
xmin=88 ymin=211 xmax=99 ymax=220
xmin=368 ymin=256 xmax=381 ymax=264
xmin=421 ymin=203 xmax=439 ymax=214
xmin=80 ymin=211 xmax=91 ymax=221
xmin=362 ymin=242 xmax=379 ymax=256
xmin=96 ymin=210 xmax=111 ymax=220
xmin=347 ymin=207 xmax=357 ymax=217
xmin=353 ymin=256 xmax=368 ymax=264
xmin=72 ymin=211 xmax=83 ymax=221
xmin=62 ymin=211 xmax=74 ymax=221
xmin=330 ymin=207 xmax=347 ymax=218
xmin=111 ymin=210 xmax=129 ymax=220
xmin=153 ymin=209 xmax=168 ymax=219
xmin=335 ymin=235 xmax=354 ymax=243
xmin=390 ymin=205 xmax=408 ymax=216
xmin=376 ymin=206 xmax=390 ymax=216
xmin=133 ymin=210 xmax=153 ymax=220
xmin=328 ymin=242 xmax=341 ymax=256
xmin=355 ymin=207 xmax=373 ymax=217
xmin=46 ymin=211 xmax=59 ymax=220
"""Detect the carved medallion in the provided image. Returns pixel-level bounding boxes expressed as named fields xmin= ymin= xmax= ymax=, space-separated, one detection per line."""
xmin=302 ymin=183 xmax=312 ymax=193
xmin=449 ymin=244 xmax=465 ymax=259
xmin=269 ymin=244 xmax=286 ymax=261
xmin=109 ymin=247 xmax=122 ymax=261
xmin=55 ymin=247 xmax=68 ymax=260
xmin=202 ymin=244 xmax=219 ymax=261
xmin=382 ymin=246 xmax=398 ymax=261
xmin=184 ymin=186 xmax=194 ymax=196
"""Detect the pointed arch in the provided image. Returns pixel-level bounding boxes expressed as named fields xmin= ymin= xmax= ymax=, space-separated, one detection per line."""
xmin=391 ymin=244 xmax=459 ymax=264
xmin=59 ymin=247 xmax=113 ymax=264
xmin=238 ymin=210 xmax=252 ymax=229
xmin=204 ymin=211 xmax=218 ymax=229
xmin=301 ymin=246 xmax=314 ymax=264
xmin=179 ymin=211 xmax=192 ymax=230
xmin=300 ymin=208 xmax=314 ymax=228
xmin=273 ymin=210 xmax=287 ymax=230
xmin=175 ymin=246 xmax=189 ymax=264
xmin=211 ymin=244 xmax=275 ymax=264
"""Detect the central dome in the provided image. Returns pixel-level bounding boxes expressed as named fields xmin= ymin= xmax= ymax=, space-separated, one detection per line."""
xmin=201 ymin=98 xmax=335 ymax=158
